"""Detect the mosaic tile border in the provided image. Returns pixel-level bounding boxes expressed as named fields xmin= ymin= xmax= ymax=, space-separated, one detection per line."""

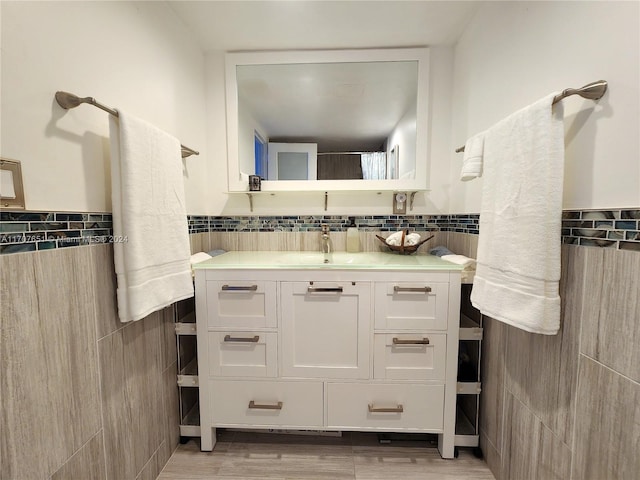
xmin=1 ymin=209 xmax=638 ymax=254
xmin=0 ymin=211 xmax=113 ymax=254
xmin=561 ymin=209 xmax=640 ymax=251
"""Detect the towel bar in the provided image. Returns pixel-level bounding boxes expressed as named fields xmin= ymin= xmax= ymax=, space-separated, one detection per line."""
xmin=54 ymin=91 xmax=199 ymax=158
xmin=455 ymin=80 xmax=608 ymax=153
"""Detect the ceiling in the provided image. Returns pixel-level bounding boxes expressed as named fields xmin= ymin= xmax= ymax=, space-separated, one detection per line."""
xmin=167 ymin=1 xmax=482 ymax=52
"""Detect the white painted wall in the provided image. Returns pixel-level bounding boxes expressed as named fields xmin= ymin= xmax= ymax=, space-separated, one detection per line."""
xmin=237 ymin=99 xmax=270 ymax=179
xmin=0 ymin=1 xmax=209 ymax=213
xmin=450 ymin=1 xmax=640 ymax=212
xmin=10 ymin=3 xmax=629 ymax=217
xmin=388 ymin=106 xmax=417 ymax=179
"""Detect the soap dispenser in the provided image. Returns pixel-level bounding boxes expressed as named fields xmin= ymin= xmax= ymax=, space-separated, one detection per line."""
xmin=346 ymin=217 xmax=360 ymax=253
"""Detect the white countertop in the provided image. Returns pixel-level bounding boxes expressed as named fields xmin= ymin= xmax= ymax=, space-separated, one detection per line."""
xmin=192 ymin=251 xmax=463 ymax=271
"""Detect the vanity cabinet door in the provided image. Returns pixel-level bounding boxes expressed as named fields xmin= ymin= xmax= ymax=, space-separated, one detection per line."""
xmin=280 ymin=281 xmax=371 ymax=379
xmin=374 ymin=281 xmax=449 ymax=330
xmin=206 ymin=280 xmax=277 ymax=329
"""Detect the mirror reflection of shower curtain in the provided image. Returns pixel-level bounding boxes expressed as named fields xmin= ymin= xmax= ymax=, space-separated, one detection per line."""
xmin=361 ymin=152 xmax=387 ymax=179
xmin=317 ymin=154 xmax=363 ymax=180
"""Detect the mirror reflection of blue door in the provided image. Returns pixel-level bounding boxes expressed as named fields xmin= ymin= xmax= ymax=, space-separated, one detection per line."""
xmin=254 ymin=132 xmax=267 ymax=178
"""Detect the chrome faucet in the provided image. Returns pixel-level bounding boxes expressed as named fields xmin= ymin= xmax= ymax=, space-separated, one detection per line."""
xmin=321 ymin=224 xmax=331 ymax=254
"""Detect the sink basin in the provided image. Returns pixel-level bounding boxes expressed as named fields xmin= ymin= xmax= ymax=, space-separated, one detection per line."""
xmin=276 ymin=252 xmax=377 ymax=266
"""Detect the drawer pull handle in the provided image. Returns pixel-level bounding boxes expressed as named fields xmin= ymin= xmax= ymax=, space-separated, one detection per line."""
xmin=248 ymin=400 xmax=283 ymax=410
xmin=392 ymin=337 xmax=430 ymax=345
xmin=368 ymin=404 xmax=404 ymax=413
xmin=221 ymin=285 xmax=258 ymax=291
xmin=224 ymin=335 xmax=260 ymax=343
xmin=393 ymin=286 xmax=432 ymax=293
xmin=307 ymin=287 xmax=343 ymax=293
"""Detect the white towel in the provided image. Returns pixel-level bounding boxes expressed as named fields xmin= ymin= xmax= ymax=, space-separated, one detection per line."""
xmin=190 ymin=252 xmax=213 ymax=265
xmin=385 ymin=231 xmax=420 ymax=246
xmin=190 ymin=252 xmax=213 ymax=277
xmin=460 ymin=133 xmax=485 ymax=181
xmin=470 ymin=93 xmax=564 ymax=335
xmin=109 ymin=112 xmax=194 ymax=323
xmin=441 ymin=254 xmax=476 ymax=271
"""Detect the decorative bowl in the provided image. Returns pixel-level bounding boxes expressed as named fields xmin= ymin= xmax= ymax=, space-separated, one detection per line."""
xmin=375 ymin=230 xmax=434 ymax=255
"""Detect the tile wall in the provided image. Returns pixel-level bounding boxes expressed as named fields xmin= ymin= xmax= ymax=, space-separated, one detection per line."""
xmin=448 ymin=232 xmax=640 ymax=480
xmin=1 ymin=209 xmax=638 ymax=480
xmin=0 ymin=245 xmax=180 ymax=480
xmin=3 ymin=209 xmax=638 ymax=254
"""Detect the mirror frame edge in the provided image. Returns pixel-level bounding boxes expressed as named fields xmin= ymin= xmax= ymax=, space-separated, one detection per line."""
xmin=225 ymin=47 xmax=431 ymax=193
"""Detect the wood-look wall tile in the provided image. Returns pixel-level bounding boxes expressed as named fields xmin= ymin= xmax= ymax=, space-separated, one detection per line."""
xmin=207 ymin=232 xmax=234 ymax=252
xmin=50 ymin=431 xmax=106 ymax=480
xmin=577 ymin=247 xmax=605 ymax=360
xmin=572 ymin=355 xmax=640 ymax=479
xmin=480 ymin=430 xmax=503 ymax=480
xmin=445 ymin=232 xmax=470 ymax=257
xmin=192 ymin=232 xmax=214 ymax=254
xmin=502 ymin=393 xmax=571 ymax=480
xmin=1 ymin=249 xmax=102 ymax=479
xmin=254 ymin=232 xmax=295 ymax=251
xmin=98 ymin=324 xmax=136 ymax=480
xmin=1 ymin=252 xmax=44 ymax=480
xmin=189 ymin=232 xmax=205 ymax=255
xmin=91 ymin=244 xmax=121 ymax=339
xmin=162 ymin=361 xmax=180 ymax=464
xmin=479 ymin=316 xmax=506 ymax=454
xmin=301 ymin=231 xmax=322 ymax=252
xmin=99 ymin=311 xmax=165 ymax=480
xmin=136 ymin=443 xmax=170 ymax=480
xmin=581 ymin=249 xmax=640 ymax=383
xmin=161 ymin=306 xmax=177 ymax=371
xmin=468 ymin=234 xmax=479 ymax=258
xmin=502 ymin=245 xmax=585 ymax=444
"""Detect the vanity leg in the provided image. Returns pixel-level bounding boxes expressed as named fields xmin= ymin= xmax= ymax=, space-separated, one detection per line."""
xmin=438 ymin=432 xmax=455 ymax=459
xmin=200 ymin=427 xmax=216 ymax=451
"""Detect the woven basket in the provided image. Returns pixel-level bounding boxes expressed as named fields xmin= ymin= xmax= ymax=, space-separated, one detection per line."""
xmin=375 ymin=230 xmax=434 ymax=255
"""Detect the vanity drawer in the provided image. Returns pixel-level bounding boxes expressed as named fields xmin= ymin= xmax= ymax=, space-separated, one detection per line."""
xmin=206 ymin=280 xmax=277 ymax=329
xmin=374 ymin=282 xmax=449 ymax=331
xmin=327 ymin=382 xmax=444 ymax=431
xmin=211 ymin=380 xmax=323 ymax=427
xmin=208 ymin=332 xmax=277 ymax=377
xmin=373 ymin=333 xmax=446 ymax=381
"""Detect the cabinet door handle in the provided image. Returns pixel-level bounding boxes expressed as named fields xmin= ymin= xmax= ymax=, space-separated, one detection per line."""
xmin=248 ymin=400 xmax=283 ymax=410
xmin=224 ymin=335 xmax=260 ymax=343
xmin=307 ymin=287 xmax=343 ymax=293
xmin=221 ymin=284 xmax=258 ymax=291
xmin=368 ymin=404 xmax=404 ymax=413
xmin=393 ymin=286 xmax=432 ymax=293
xmin=392 ymin=337 xmax=430 ymax=345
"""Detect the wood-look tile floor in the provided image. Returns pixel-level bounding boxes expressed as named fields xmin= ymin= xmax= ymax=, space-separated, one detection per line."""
xmin=158 ymin=431 xmax=495 ymax=480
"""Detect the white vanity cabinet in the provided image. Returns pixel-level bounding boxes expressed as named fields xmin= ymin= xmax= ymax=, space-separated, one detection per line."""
xmin=194 ymin=253 xmax=461 ymax=459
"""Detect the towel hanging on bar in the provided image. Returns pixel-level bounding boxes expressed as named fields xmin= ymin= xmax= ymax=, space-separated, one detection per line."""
xmin=454 ymin=80 xmax=607 ymax=153
xmin=54 ymin=91 xmax=199 ymax=158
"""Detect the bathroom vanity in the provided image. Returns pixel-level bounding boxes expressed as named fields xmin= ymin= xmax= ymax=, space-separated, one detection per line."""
xmin=193 ymin=251 xmax=462 ymax=458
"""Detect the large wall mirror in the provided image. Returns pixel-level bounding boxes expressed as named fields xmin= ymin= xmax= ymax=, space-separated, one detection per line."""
xmin=225 ymin=48 xmax=430 ymax=192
